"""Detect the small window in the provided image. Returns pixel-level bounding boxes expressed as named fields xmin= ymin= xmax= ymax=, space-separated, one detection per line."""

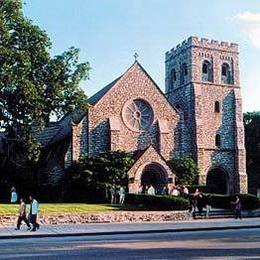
xmin=180 ymin=63 xmax=188 ymax=84
xmin=203 ymin=63 xmax=208 ymax=74
xmin=169 ymin=68 xmax=176 ymax=91
xmin=215 ymin=134 xmax=221 ymax=148
xmin=222 ymin=65 xmax=227 ymax=76
xmin=202 ymin=60 xmax=213 ymax=82
xmin=215 ymin=101 xmax=220 ymax=113
xmin=171 ymin=68 xmax=177 ymax=81
xmin=221 ymin=63 xmax=232 ymax=84
xmin=183 ymin=64 xmax=188 ymax=75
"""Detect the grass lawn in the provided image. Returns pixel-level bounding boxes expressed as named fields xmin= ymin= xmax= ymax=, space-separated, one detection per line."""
xmin=0 ymin=204 xmax=121 ymax=215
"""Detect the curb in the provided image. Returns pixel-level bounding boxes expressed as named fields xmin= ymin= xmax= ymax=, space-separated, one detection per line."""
xmin=0 ymin=224 xmax=260 ymax=240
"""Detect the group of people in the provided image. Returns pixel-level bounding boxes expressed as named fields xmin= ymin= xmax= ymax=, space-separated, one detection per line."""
xmin=10 ymin=187 xmax=40 ymax=232
xmin=110 ymin=186 xmax=125 ymax=205
xmin=138 ymin=184 xmax=189 ymax=197
xmin=169 ymin=185 xmax=189 ymax=197
xmin=190 ymin=188 xmax=242 ymax=220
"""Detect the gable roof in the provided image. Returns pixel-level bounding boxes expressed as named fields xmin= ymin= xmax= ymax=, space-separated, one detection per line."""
xmin=35 ymin=110 xmax=85 ymax=147
xmin=88 ymin=61 xmax=179 ymax=113
xmin=37 ymin=61 xmax=179 ymax=147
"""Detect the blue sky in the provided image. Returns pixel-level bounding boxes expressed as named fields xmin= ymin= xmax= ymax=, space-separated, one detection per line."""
xmin=24 ymin=0 xmax=260 ymax=112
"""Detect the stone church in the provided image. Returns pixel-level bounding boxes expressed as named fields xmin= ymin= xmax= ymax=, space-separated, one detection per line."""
xmin=38 ymin=36 xmax=247 ymax=194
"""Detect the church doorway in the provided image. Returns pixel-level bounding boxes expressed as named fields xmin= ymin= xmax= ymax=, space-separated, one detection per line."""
xmin=206 ymin=167 xmax=228 ymax=194
xmin=141 ymin=163 xmax=168 ymax=194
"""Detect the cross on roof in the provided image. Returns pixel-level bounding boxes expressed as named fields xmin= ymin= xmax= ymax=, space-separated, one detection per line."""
xmin=134 ymin=52 xmax=139 ymax=61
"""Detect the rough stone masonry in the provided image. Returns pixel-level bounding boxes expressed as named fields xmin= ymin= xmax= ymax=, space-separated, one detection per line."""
xmin=40 ymin=36 xmax=247 ymax=194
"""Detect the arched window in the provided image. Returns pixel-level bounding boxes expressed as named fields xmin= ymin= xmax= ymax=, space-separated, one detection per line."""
xmin=202 ymin=60 xmax=213 ymax=82
xmin=180 ymin=63 xmax=188 ymax=85
xmin=221 ymin=63 xmax=232 ymax=84
xmin=215 ymin=101 xmax=220 ymax=113
xmin=169 ymin=68 xmax=176 ymax=91
xmin=215 ymin=134 xmax=221 ymax=148
xmin=171 ymin=68 xmax=177 ymax=82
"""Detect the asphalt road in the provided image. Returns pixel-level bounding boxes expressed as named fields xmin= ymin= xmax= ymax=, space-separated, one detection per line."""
xmin=0 ymin=228 xmax=260 ymax=259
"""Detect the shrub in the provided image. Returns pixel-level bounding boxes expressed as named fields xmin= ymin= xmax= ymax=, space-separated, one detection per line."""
xmin=125 ymin=193 xmax=189 ymax=210
xmin=187 ymin=185 xmax=208 ymax=194
xmin=168 ymin=155 xmax=199 ymax=185
xmin=200 ymin=193 xmax=259 ymax=210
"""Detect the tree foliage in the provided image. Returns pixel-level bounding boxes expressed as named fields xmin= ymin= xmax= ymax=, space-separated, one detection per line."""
xmin=0 ymin=0 xmax=89 ymax=163
xmin=244 ymin=111 xmax=260 ymax=165
xmin=67 ymin=151 xmax=134 ymax=189
xmin=168 ymin=155 xmax=199 ymax=185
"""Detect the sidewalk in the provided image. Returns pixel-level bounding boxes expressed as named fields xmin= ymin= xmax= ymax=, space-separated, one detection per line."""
xmin=0 ymin=217 xmax=259 ymax=239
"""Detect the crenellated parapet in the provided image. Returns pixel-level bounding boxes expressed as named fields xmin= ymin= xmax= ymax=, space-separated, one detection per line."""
xmin=166 ymin=36 xmax=239 ymax=61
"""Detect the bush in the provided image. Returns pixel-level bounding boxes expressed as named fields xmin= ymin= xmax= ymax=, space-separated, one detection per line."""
xmin=168 ymin=155 xmax=199 ymax=185
xmin=187 ymin=185 xmax=208 ymax=194
xmin=125 ymin=193 xmax=189 ymax=210
xmin=198 ymin=193 xmax=259 ymax=210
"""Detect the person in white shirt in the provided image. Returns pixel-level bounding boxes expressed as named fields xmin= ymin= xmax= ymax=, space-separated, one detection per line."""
xmin=11 ymin=186 xmax=18 ymax=203
xmin=118 ymin=186 xmax=125 ymax=205
xmin=29 ymin=196 xmax=40 ymax=232
xmin=171 ymin=187 xmax=180 ymax=196
xmin=183 ymin=186 xmax=189 ymax=196
xmin=147 ymin=185 xmax=155 ymax=195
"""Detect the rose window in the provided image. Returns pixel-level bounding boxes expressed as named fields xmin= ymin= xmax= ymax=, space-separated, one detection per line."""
xmin=122 ymin=99 xmax=154 ymax=131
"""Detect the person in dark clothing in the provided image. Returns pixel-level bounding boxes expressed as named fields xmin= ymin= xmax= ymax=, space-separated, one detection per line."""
xmin=231 ymin=196 xmax=242 ymax=219
xmin=15 ymin=198 xmax=31 ymax=230
xmin=192 ymin=189 xmax=202 ymax=219
xmin=197 ymin=194 xmax=204 ymax=216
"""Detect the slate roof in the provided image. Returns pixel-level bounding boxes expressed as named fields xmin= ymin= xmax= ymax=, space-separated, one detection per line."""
xmin=36 ymin=110 xmax=85 ymax=147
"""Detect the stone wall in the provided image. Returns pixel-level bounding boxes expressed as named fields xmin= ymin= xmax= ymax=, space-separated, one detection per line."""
xmin=0 ymin=211 xmax=190 ymax=226
xmin=165 ymin=36 xmax=247 ymax=193
xmin=87 ymin=62 xmax=180 ymax=159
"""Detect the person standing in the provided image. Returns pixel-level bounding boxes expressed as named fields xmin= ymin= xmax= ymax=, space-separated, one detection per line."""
xmin=192 ymin=189 xmax=202 ymax=219
xmin=11 ymin=186 xmax=18 ymax=203
xmin=15 ymin=198 xmax=31 ymax=230
xmin=147 ymin=185 xmax=155 ymax=195
xmin=119 ymin=186 xmax=125 ymax=205
xmin=110 ymin=186 xmax=116 ymax=204
xmin=29 ymin=196 xmax=40 ymax=232
xmin=183 ymin=186 xmax=189 ymax=197
xmin=231 ymin=196 xmax=242 ymax=219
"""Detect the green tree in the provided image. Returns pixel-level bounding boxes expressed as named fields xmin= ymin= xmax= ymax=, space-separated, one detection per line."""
xmin=244 ymin=111 xmax=260 ymax=164
xmin=168 ymin=155 xmax=199 ymax=185
xmin=66 ymin=151 xmax=134 ymax=195
xmin=0 ymin=0 xmax=89 ymax=164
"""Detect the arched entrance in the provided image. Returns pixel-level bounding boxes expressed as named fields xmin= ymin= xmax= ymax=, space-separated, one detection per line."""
xmin=206 ymin=167 xmax=228 ymax=194
xmin=141 ymin=163 xmax=168 ymax=194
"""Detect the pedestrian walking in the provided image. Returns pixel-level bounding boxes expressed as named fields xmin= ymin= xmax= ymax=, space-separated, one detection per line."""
xmin=119 ymin=186 xmax=125 ymax=205
xmin=231 ymin=196 xmax=242 ymax=219
xmin=10 ymin=186 xmax=18 ymax=203
xmin=29 ymin=196 xmax=40 ymax=232
xmin=15 ymin=198 xmax=31 ymax=230
xmin=192 ymin=189 xmax=202 ymax=219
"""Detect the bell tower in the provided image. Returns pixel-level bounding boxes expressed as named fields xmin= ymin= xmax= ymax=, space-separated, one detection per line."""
xmin=165 ymin=36 xmax=247 ymax=193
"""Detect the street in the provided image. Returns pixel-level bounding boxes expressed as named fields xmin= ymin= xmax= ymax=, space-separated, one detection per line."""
xmin=0 ymin=228 xmax=259 ymax=259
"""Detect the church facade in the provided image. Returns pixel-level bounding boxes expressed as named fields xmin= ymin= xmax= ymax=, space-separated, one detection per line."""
xmin=39 ymin=36 xmax=247 ymax=194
